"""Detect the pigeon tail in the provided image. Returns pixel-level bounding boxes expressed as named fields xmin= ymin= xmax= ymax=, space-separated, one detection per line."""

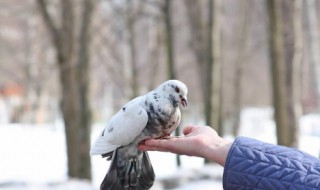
xmin=100 ymin=149 xmax=155 ymax=190
xmin=136 ymin=151 xmax=155 ymax=189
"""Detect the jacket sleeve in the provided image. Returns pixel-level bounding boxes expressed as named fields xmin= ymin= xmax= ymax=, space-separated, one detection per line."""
xmin=223 ymin=137 xmax=320 ymax=190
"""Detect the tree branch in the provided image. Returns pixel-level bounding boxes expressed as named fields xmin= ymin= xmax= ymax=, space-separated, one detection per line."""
xmin=36 ymin=0 xmax=60 ymax=50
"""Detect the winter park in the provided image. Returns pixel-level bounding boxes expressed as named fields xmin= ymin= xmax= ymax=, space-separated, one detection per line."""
xmin=1 ymin=0 xmax=320 ymax=190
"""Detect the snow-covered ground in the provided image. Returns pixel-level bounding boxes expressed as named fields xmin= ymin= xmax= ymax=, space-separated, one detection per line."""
xmin=0 ymin=108 xmax=320 ymax=190
xmin=238 ymin=108 xmax=320 ymax=157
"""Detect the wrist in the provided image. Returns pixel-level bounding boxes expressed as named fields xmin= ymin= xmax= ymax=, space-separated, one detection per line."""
xmin=204 ymin=137 xmax=232 ymax=166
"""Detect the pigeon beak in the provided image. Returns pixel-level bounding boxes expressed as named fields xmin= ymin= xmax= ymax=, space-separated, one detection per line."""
xmin=180 ymin=96 xmax=188 ymax=108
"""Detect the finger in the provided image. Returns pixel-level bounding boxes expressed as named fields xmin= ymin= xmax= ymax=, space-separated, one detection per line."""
xmin=145 ymin=139 xmax=169 ymax=147
xmin=137 ymin=144 xmax=147 ymax=150
xmin=183 ymin=125 xmax=199 ymax=135
xmin=145 ymin=138 xmax=180 ymax=151
xmin=138 ymin=144 xmax=156 ymax=151
xmin=138 ymin=144 xmax=171 ymax=152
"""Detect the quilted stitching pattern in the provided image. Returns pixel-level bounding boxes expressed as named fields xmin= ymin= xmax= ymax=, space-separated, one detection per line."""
xmin=223 ymin=137 xmax=320 ymax=190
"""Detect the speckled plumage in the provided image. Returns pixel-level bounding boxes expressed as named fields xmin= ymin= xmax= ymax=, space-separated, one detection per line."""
xmin=90 ymin=80 xmax=188 ymax=190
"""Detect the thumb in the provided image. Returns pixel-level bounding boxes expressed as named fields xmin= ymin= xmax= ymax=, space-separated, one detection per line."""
xmin=183 ymin=125 xmax=200 ymax=135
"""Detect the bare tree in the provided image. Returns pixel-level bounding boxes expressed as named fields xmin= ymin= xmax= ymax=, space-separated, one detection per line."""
xmin=205 ymin=0 xmax=213 ymax=131
xmin=163 ymin=0 xmax=176 ymax=79
xmin=184 ymin=0 xmax=213 ymax=127
xmin=267 ymin=0 xmax=301 ymax=147
xmin=37 ymin=0 xmax=95 ymax=179
xmin=232 ymin=0 xmax=249 ymax=137
xmin=184 ymin=0 xmax=208 ymax=124
xmin=126 ymin=0 xmax=140 ymax=98
xmin=268 ymin=0 xmax=289 ymax=146
xmin=306 ymin=0 xmax=320 ymax=112
xmin=162 ymin=0 xmax=181 ymax=166
xmin=185 ymin=0 xmax=222 ymax=163
xmin=284 ymin=0 xmax=303 ymax=147
xmin=211 ymin=0 xmax=223 ymax=135
xmin=292 ymin=0 xmax=303 ymax=120
xmin=147 ymin=23 xmax=162 ymax=91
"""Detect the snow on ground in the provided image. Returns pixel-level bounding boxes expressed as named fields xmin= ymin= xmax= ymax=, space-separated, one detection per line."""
xmin=0 ymin=179 xmax=95 ymax=190
xmin=239 ymin=108 xmax=320 ymax=157
xmin=0 ymin=124 xmax=67 ymax=184
xmin=0 ymin=108 xmax=320 ymax=189
xmin=174 ymin=180 xmax=222 ymax=190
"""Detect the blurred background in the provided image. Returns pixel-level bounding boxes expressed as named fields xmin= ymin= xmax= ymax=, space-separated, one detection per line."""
xmin=0 ymin=0 xmax=320 ymax=189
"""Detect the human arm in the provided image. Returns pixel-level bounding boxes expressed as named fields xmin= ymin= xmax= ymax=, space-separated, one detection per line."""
xmin=139 ymin=125 xmax=320 ymax=189
xmin=224 ymin=136 xmax=320 ymax=190
xmin=138 ymin=125 xmax=232 ymax=166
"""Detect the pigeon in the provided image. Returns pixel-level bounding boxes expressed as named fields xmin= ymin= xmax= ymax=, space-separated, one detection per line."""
xmin=90 ymin=80 xmax=188 ymax=190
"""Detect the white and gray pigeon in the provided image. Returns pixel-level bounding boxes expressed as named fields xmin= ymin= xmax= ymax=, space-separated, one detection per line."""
xmin=90 ymin=80 xmax=188 ymax=190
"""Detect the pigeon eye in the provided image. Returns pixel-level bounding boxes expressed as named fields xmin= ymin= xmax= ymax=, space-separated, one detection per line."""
xmin=175 ymin=87 xmax=180 ymax=93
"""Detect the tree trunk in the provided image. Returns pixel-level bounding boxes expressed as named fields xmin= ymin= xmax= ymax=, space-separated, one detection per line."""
xmin=278 ymin=0 xmax=302 ymax=148
xmin=163 ymin=0 xmax=176 ymax=80
xmin=127 ymin=0 xmax=139 ymax=98
xmin=211 ymin=0 xmax=222 ymax=135
xmin=185 ymin=0 xmax=222 ymax=134
xmin=205 ymin=0 xmax=213 ymax=130
xmin=280 ymin=0 xmax=302 ymax=148
xmin=202 ymin=0 xmax=222 ymax=163
xmin=147 ymin=24 xmax=161 ymax=91
xmin=23 ymin=20 xmax=36 ymax=123
xmin=37 ymin=0 xmax=94 ymax=179
xmin=184 ymin=0 xmax=210 ymax=127
xmin=232 ymin=0 xmax=249 ymax=137
xmin=267 ymin=0 xmax=291 ymax=146
xmin=76 ymin=0 xmax=95 ymax=179
xmin=306 ymin=0 xmax=320 ymax=112
xmin=288 ymin=0 xmax=303 ymax=148
xmin=163 ymin=0 xmax=180 ymax=167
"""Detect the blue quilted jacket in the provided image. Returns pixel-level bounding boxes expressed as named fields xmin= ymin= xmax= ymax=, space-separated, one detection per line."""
xmin=223 ymin=137 xmax=320 ymax=190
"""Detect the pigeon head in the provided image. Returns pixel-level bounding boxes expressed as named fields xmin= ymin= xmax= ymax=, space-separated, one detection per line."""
xmin=159 ymin=80 xmax=188 ymax=108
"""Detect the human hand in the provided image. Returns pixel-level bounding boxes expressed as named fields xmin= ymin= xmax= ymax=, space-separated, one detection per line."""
xmin=138 ymin=125 xmax=232 ymax=166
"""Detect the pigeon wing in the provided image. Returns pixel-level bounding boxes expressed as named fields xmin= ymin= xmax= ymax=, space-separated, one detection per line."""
xmin=90 ymin=98 xmax=148 ymax=155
